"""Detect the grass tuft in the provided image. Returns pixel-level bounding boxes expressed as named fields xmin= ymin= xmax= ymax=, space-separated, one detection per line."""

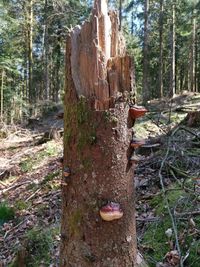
xmin=24 ymin=227 xmax=53 ymax=266
xmin=0 ymin=203 xmax=15 ymax=225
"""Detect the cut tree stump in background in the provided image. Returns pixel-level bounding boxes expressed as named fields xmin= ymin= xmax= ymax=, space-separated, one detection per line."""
xmin=182 ymin=111 xmax=200 ymax=127
xmin=60 ymin=1 xmax=146 ymax=266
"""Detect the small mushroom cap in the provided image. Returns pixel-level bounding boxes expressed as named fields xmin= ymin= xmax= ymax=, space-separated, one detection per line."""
xmin=129 ymin=106 xmax=147 ymax=119
xmin=100 ymin=202 xmax=123 ymax=221
xmin=129 ymin=154 xmax=141 ymax=163
xmin=63 ymin=167 xmax=71 ymax=177
xmin=130 ymin=138 xmax=146 ymax=148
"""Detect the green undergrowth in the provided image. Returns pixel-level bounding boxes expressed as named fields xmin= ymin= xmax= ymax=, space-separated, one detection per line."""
xmin=24 ymin=227 xmax=53 ymax=266
xmin=9 ymin=226 xmax=60 ymax=267
xmin=76 ymin=98 xmax=97 ymax=151
xmin=14 ymin=200 xmax=30 ymax=211
xmin=134 ymin=110 xmax=187 ymax=139
xmin=0 ymin=203 xmax=15 ymax=225
xmin=142 ymin=218 xmax=200 ymax=267
xmin=0 ymin=130 xmax=7 ymax=139
xmin=150 ymin=184 xmax=187 ymax=214
xmin=20 ymin=142 xmax=61 ymax=172
xmin=41 ymin=170 xmax=60 ymax=186
xmin=141 ymin=182 xmax=200 ymax=267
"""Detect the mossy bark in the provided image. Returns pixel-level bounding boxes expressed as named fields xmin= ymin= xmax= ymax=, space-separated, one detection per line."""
xmin=61 ymin=101 xmax=136 ymax=266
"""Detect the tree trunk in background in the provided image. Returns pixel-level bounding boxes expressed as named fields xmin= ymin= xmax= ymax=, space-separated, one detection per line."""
xmin=190 ymin=11 xmax=196 ymax=92
xmin=43 ymin=24 xmax=50 ymax=100
xmin=196 ymin=26 xmax=199 ymax=92
xmin=52 ymin=22 xmax=61 ymax=102
xmin=28 ymin=0 xmax=33 ymax=104
xmin=1 ymin=69 xmax=4 ymax=121
xmin=44 ymin=0 xmax=49 ymax=100
xmin=60 ymin=0 xmax=143 ymax=266
xmin=142 ymin=0 xmax=149 ymax=104
xmin=24 ymin=15 xmax=29 ymax=103
xmin=169 ymin=0 xmax=176 ymax=97
xmin=195 ymin=21 xmax=198 ymax=92
xmin=119 ymin=0 xmax=122 ymax=30
xmin=158 ymin=0 xmax=164 ymax=98
xmin=131 ymin=11 xmax=134 ymax=35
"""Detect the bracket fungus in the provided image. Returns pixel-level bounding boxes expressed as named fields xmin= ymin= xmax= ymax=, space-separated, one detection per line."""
xmin=129 ymin=154 xmax=141 ymax=164
xmin=63 ymin=167 xmax=71 ymax=181
xmin=100 ymin=202 xmax=123 ymax=221
xmin=130 ymin=138 xmax=146 ymax=149
xmin=129 ymin=106 xmax=147 ymax=119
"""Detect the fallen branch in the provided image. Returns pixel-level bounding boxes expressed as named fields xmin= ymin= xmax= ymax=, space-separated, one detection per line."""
xmin=175 ymin=210 xmax=200 ymax=217
xmin=158 ymin=139 xmax=184 ymax=267
xmin=171 ymin=125 xmax=200 ymax=139
xmin=25 ymin=188 xmax=42 ymax=202
xmin=4 ymin=218 xmax=28 ymax=239
xmin=0 ymin=181 xmax=31 ymax=195
xmin=167 ymin=164 xmax=191 ymax=180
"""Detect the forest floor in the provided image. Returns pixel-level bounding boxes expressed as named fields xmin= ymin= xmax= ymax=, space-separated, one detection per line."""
xmin=0 ymin=93 xmax=200 ymax=267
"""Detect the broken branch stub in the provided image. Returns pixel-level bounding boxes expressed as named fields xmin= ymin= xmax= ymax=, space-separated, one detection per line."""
xmin=69 ymin=0 xmax=134 ymax=110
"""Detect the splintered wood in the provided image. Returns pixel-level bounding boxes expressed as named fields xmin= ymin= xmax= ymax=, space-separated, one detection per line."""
xmin=69 ymin=0 xmax=134 ymax=110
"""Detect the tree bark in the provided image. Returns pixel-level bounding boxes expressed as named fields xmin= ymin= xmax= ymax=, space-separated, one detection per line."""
xmin=195 ymin=19 xmax=198 ymax=92
xmin=1 ymin=69 xmax=4 ymax=121
xmin=119 ymin=0 xmax=122 ymax=30
xmin=52 ymin=22 xmax=61 ymax=103
xmin=28 ymin=0 xmax=33 ymax=104
xmin=142 ymin=0 xmax=149 ymax=103
xmin=190 ymin=10 xmax=197 ymax=92
xmin=60 ymin=1 xmax=140 ymax=266
xmin=158 ymin=0 xmax=164 ymax=98
xmin=169 ymin=0 xmax=176 ymax=97
xmin=43 ymin=12 xmax=50 ymax=99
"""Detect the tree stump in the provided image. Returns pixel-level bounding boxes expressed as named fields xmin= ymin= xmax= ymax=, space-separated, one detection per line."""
xmin=182 ymin=111 xmax=200 ymax=127
xmin=60 ymin=1 xmax=140 ymax=266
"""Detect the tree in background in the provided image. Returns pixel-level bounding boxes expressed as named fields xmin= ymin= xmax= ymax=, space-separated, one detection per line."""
xmin=142 ymin=0 xmax=149 ymax=103
xmin=158 ymin=0 xmax=164 ymax=98
xmin=169 ymin=0 xmax=176 ymax=97
xmin=1 ymin=0 xmax=200 ymax=123
xmin=0 ymin=0 xmax=90 ymax=123
xmin=124 ymin=0 xmax=200 ymax=100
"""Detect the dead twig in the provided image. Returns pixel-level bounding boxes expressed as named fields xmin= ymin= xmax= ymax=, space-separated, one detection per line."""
xmin=0 ymin=181 xmax=31 ymax=195
xmin=171 ymin=125 xmax=199 ymax=139
xmin=175 ymin=210 xmax=200 ymax=217
xmin=25 ymin=188 xmax=42 ymax=202
xmin=158 ymin=138 xmax=184 ymax=267
xmin=4 ymin=218 xmax=28 ymax=239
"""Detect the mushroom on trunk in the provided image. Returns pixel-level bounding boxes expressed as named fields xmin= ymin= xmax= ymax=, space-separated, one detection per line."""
xmin=129 ymin=154 xmax=142 ymax=164
xmin=130 ymin=138 xmax=146 ymax=148
xmin=129 ymin=106 xmax=147 ymax=119
xmin=63 ymin=167 xmax=71 ymax=179
xmin=100 ymin=202 xmax=123 ymax=221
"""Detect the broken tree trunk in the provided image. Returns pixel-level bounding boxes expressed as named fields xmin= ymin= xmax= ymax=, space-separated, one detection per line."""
xmin=60 ymin=1 xmax=142 ymax=266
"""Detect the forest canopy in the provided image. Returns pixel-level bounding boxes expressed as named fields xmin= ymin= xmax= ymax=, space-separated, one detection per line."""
xmin=0 ymin=0 xmax=199 ymax=121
